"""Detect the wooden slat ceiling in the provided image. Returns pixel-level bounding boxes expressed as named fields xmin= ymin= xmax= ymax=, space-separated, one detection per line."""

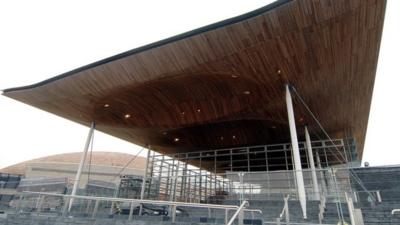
xmin=3 ymin=0 xmax=386 ymax=159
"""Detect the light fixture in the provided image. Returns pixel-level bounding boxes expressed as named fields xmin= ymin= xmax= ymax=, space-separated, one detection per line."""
xmin=220 ymin=136 xmax=224 ymax=140
xmin=181 ymin=111 xmax=185 ymax=116
xmin=104 ymin=104 xmax=110 ymax=108
xmin=196 ymin=109 xmax=201 ymax=113
xmin=231 ymin=74 xmax=238 ymax=78
xmin=271 ymin=126 xmax=276 ymax=129
xmin=277 ymin=69 xmax=282 ymax=74
xmin=232 ymin=135 xmax=236 ymax=139
xmin=174 ymin=138 xmax=180 ymax=142
xmin=124 ymin=114 xmax=131 ymax=119
xmin=243 ymin=91 xmax=251 ymax=95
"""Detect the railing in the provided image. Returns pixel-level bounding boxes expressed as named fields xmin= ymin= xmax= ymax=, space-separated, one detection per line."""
xmin=352 ymin=190 xmax=382 ymax=203
xmin=276 ymin=194 xmax=290 ymax=225
xmin=227 ymin=200 xmax=249 ymax=225
xmin=318 ymin=195 xmax=326 ymax=224
xmin=265 ymin=222 xmax=336 ymax=225
xmin=17 ymin=191 xmax=262 ymax=223
xmin=146 ymin=139 xmax=353 ymax=202
xmin=142 ymin=167 xmax=354 ymax=204
xmin=392 ymin=209 xmax=400 ymax=215
xmin=345 ymin=192 xmax=356 ymax=225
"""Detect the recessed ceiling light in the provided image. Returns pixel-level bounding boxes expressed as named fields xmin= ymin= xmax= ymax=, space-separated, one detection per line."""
xmin=196 ymin=109 xmax=201 ymax=113
xmin=243 ymin=91 xmax=251 ymax=95
xmin=181 ymin=111 xmax=185 ymax=116
xmin=104 ymin=104 xmax=110 ymax=108
xmin=174 ymin=138 xmax=180 ymax=142
xmin=124 ymin=114 xmax=131 ymax=119
xmin=232 ymin=135 xmax=236 ymax=139
xmin=277 ymin=69 xmax=282 ymax=74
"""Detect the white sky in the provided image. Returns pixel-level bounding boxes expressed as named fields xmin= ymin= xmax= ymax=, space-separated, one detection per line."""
xmin=0 ymin=1 xmax=399 ymax=169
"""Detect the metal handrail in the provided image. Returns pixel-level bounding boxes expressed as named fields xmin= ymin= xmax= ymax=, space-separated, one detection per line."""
xmin=265 ymin=222 xmax=336 ymax=225
xmin=20 ymin=191 xmax=261 ymax=222
xmin=227 ymin=200 xmax=249 ymax=225
xmin=276 ymin=194 xmax=290 ymax=225
xmin=392 ymin=209 xmax=400 ymax=215
xmin=352 ymin=190 xmax=382 ymax=203
xmin=318 ymin=195 xmax=326 ymax=223
xmin=345 ymin=192 xmax=355 ymax=225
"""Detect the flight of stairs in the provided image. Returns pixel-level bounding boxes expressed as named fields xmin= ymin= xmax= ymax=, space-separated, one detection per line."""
xmin=351 ymin=166 xmax=400 ymax=225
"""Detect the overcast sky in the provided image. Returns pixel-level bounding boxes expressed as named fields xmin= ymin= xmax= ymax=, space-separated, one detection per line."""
xmin=1 ymin=1 xmax=399 ymax=169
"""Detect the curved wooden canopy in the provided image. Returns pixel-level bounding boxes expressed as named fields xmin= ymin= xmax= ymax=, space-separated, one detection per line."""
xmin=3 ymin=0 xmax=386 ymax=159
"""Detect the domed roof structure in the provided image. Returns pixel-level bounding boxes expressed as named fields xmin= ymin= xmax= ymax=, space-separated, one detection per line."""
xmin=0 ymin=151 xmax=146 ymax=175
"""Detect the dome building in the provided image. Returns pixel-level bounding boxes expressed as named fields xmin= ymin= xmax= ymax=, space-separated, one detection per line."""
xmin=0 ymin=152 xmax=146 ymax=188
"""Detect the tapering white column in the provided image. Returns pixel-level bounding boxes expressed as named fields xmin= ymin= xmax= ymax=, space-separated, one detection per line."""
xmin=285 ymin=85 xmax=307 ymax=219
xmin=68 ymin=122 xmax=95 ymax=212
xmin=305 ymin=126 xmax=320 ymax=200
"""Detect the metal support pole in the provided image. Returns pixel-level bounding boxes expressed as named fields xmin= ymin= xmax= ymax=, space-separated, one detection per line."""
xmin=109 ymin=201 xmax=115 ymax=217
xmin=265 ymin=146 xmax=269 ymax=171
xmin=214 ymin=153 xmax=217 ymax=196
xmin=92 ymin=200 xmax=99 ymax=219
xmin=345 ymin=192 xmax=356 ymax=225
xmin=173 ymin=160 xmax=180 ymax=202
xmin=239 ymin=172 xmax=244 ymax=204
xmin=171 ymin=205 xmax=176 ymax=223
xmin=225 ymin=209 xmax=229 ymax=224
xmin=193 ymin=173 xmax=196 ymax=202
xmin=323 ymin=143 xmax=329 ymax=167
xmin=85 ymin=200 xmax=92 ymax=215
xmin=69 ymin=122 xmax=95 ymax=212
xmin=285 ymin=85 xmax=307 ymax=219
xmin=128 ymin=201 xmax=135 ymax=220
xmin=62 ymin=197 xmax=70 ymax=217
xmin=182 ymin=160 xmax=188 ymax=200
xmin=166 ymin=164 xmax=171 ymax=199
xmin=199 ymin=156 xmax=203 ymax=201
xmin=284 ymin=196 xmax=290 ymax=225
xmin=16 ymin=195 xmax=23 ymax=213
xmin=316 ymin=151 xmax=327 ymax=195
xmin=247 ymin=147 xmax=250 ymax=172
xmin=188 ymin=171 xmax=192 ymax=202
xmin=139 ymin=147 xmax=151 ymax=215
xmin=147 ymin=151 xmax=155 ymax=197
xmin=305 ymin=126 xmax=320 ymax=200
xmin=37 ymin=195 xmax=44 ymax=213
xmin=377 ymin=190 xmax=382 ymax=203
xmin=158 ymin=155 xmax=164 ymax=198
xmin=316 ymin=151 xmax=322 ymax=169
xmin=238 ymin=209 xmax=244 ymax=225
xmin=332 ymin=168 xmax=345 ymax=223
xmin=230 ymin=149 xmax=233 ymax=172
xmin=291 ymin=147 xmax=297 ymax=191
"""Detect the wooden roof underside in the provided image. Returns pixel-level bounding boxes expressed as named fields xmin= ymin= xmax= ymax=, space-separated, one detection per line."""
xmin=3 ymin=0 xmax=386 ymax=159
